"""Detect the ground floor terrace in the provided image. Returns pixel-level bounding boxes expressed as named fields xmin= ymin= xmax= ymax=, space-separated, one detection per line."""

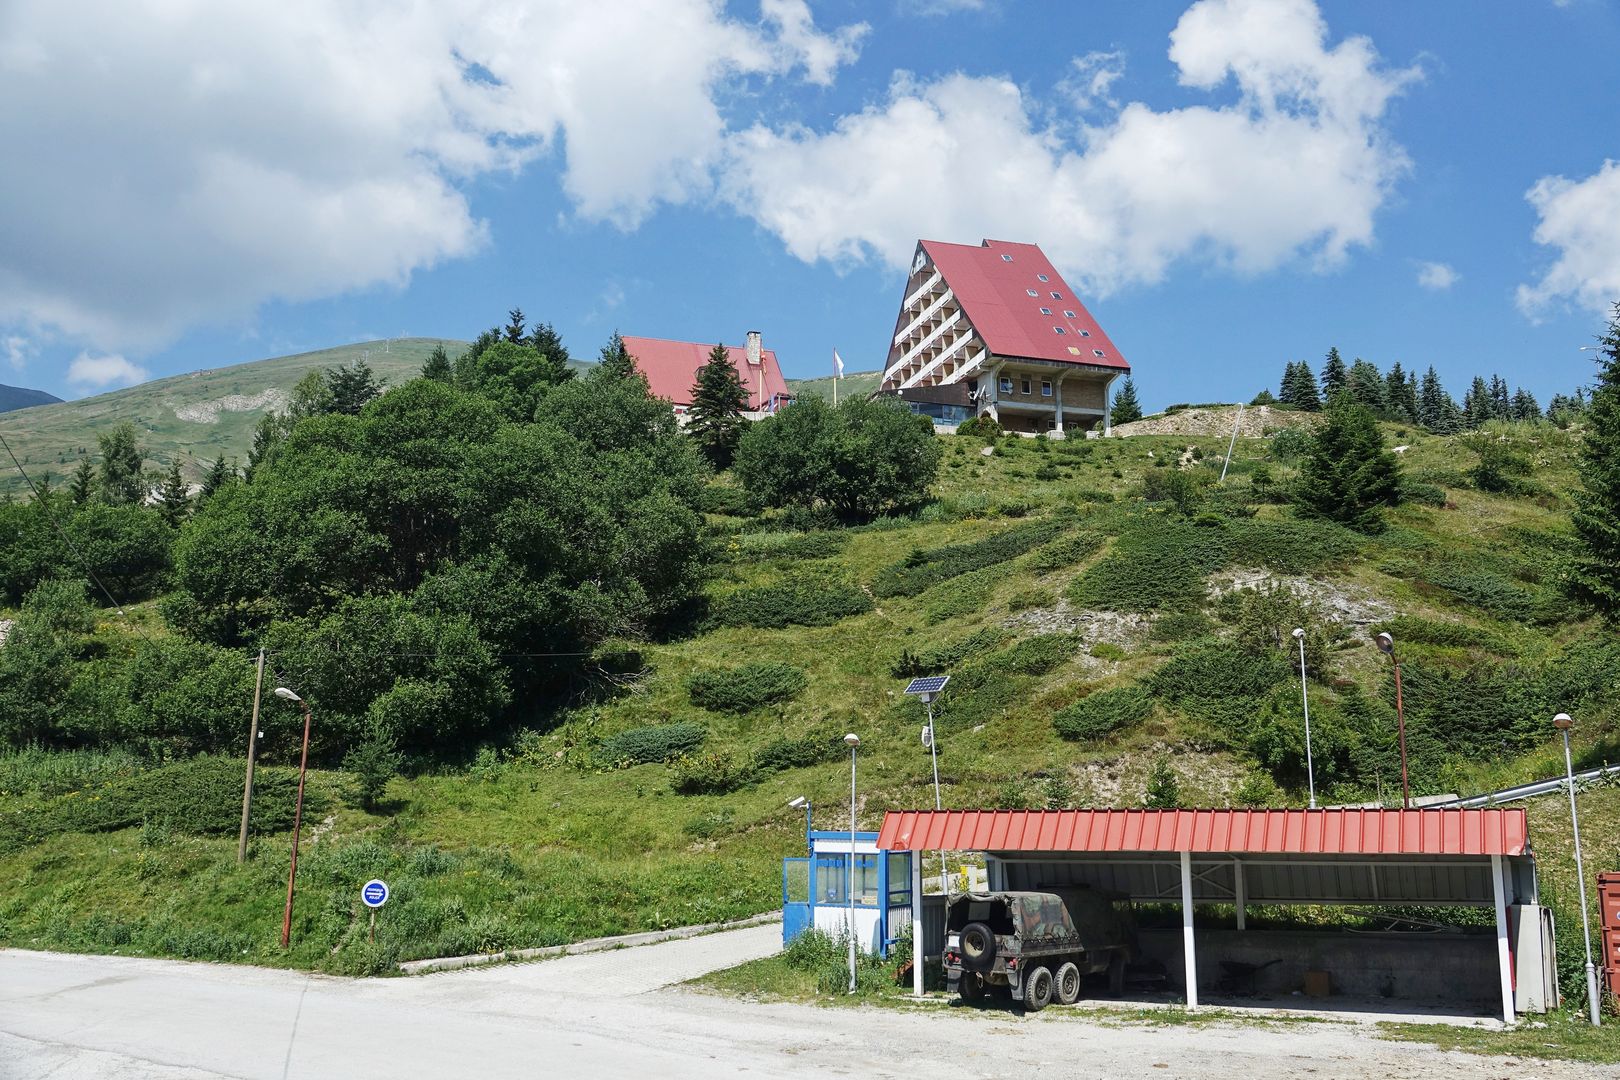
xmin=891 ymin=359 xmax=1123 ymax=435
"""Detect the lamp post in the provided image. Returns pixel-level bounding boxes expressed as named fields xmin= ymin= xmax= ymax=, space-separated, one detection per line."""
xmin=1555 ymin=712 xmax=1602 ymax=1026
xmin=845 ymin=732 xmax=860 ymax=994
xmin=787 ymin=795 xmax=811 ymax=853
xmin=1374 ymin=632 xmax=1410 ymax=809
xmin=904 ymin=676 xmax=951 ymax=899
xmin=1292 ymin=628 xmax=1317 ymax=809
xmin=275 ymin=687 xmax=313 ymax=949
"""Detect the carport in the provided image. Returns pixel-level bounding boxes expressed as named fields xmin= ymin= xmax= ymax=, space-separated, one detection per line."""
xmin=879 ymin=808 xmax=1554 ymax=1023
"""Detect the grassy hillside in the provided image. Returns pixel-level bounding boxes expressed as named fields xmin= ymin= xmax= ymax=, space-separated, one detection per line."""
xmin=0 ymin=383 xmax=63 ymax=415
xmin=0 ymin=339 xmax=464 ymax=495
xmin=788 ymin=370 xmax=882 ymax=401
xmin=1 ymin=417 xmax=1615 ymax=984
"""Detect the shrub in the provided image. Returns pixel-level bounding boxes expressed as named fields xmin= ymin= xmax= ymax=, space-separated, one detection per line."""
xmin=993 ymin=635 xmax=1075 ymax=676
xmin=1400 ymin=481 xmax=1447 ymax=508
xmin=1053 ymin=686 xmax=1152 ymax=740
xmin=686 ymin=663 xmax=808 ymax=713
xmin=709 ymin=572 xmax=872 ymax=629
xmin=955 ymin=415 xmax=1001 ymax=438
xmin=344 ymin=724 xmax=402 ymax=810
xmin=1421 ymin=562 xmax=1548 ymax=623
xmin=1005 ymin=588 xmax=1048 ymax=612
xmin=1027 ymin=532 xmax=1104 ymax=574
xmin=696 ymin=484 xmax=755 ymax=517
xmin=751 ymin=727 xmax=844 ymax=773
xmin=1144 ymin=760 xmax=1182 ymax=807
xmin=871 ymin=520 xmax=1068 ymax=597
xmin=1069 ymin=519 xmax=1228 ymax=612
xmin=890 ymin=628 xmax=1010 ymax=678
xmin=597 ymin=721 xmax=708 ymax=765
xmin=1090 ymin=642 xmax=1127 ymax=662
xmin=1149 ymin=611 xmax=1214 ymax=643
xmin=733 ymin=531 xmax=846 ymax=561
xmin=1268 ymin=427 xmax=1313 ymax=462
xmin=670 ymin=749 xmax=751 ymax=795
xmin=1226 ymin=518 xmax=1361 ymax=574
xmin=1141 ymin=468 xmax=1208 ymax=515
xmin=1370 ymin=615 xmax=1513 ymax=654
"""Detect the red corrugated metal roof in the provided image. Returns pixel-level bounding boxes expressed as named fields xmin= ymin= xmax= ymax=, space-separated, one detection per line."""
xmin=620 ymin=336 xmax=790 ymax=410
xmin=917 ymin=239 xmax=1130 ymax=372
xmin=876 ymin=809 xmax=1528 ymax=857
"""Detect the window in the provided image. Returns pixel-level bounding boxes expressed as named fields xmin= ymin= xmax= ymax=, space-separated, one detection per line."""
xmin=1039 ymin=306 xmax=1052 ymax=315
xmin=1053 ymin=326 xmax=1066 ymax=335
xmin=1063 ymin=310 xmax=1076 ymax=318
xmin=1021 ymin=378 xmax=1032 ymax=395
xmin=1051 ymin=291 xmax=1063 ymax=300
xmin=1037 ymin=273 xmax=1049 ymax=282
xmin=1001 ymin=253 xmax=1013 ymax=262
xmin=1026 ymin=288 xmax=1038 ymax=297
xmin=1079 ymin=329 xmax=1091 ymax=337
xmin=998 ymin=376 xmax=1012 ymax=394
xmin=1093 ymin=349 xmax=1107 ymax=358
xmin=1041 ymin=380 xmax=1053 ymax=397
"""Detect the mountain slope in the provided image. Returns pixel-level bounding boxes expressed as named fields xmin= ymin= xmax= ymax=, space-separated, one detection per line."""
xmin=787 ymin=369 xmax=882 ymax=401
xmin=0 ymin=383 xmax=63 ymax=414
xmin=0 ymin=340 xmax=464 ymax=493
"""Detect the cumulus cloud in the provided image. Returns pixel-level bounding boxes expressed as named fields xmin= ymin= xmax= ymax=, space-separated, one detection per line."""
xmin=1516 ymin=160 xmax=1620 ymax=317
xmin=67 ymin=353 xmax=150 ymax=390
xmin=3 ymin=336 xmax=30 ymax=372
xmin=722 ymin=0 xmax=1418 ymax=295
xmin=0 ymin=0 xmax=864 ymax=351
xmin=1061 ymin=50 xmax=1127 ymax=114
xmin=1416 ymin=261 xmax=1459 ymax=290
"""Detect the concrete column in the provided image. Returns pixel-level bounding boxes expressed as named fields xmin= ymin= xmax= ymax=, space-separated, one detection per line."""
xmin=1233 ymin=859 xmax=1247 ymax=931
xmin=1103 ymin=373 xmax=1120 ymax=436
xmin=1492 ymin=854 xmax=1515 ymax=1026
xmin=1053 ymin=376 xmax=1066 ymax=435
xmin=985 ymin=364 xmax=1001 ymax=423
xmin=911 ymin=853 xmax=924 ymax=998
xmin=1181 ymin=850 xmax=1198 ymax=1011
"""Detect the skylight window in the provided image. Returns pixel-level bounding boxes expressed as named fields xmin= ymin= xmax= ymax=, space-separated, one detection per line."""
xmin=1063 ymin=310 xmax=1076 ymax=318
xmin=1037 ymin=274 xmax=1049 ymax=282
xmin=1001 ymin=254 xmax=1014 ymax=262
xmin=1026 ymin=289 xmax=1038 ymax=297
xmin=1054 ymin=326 xmax=1067 ymax=335
xmin=1039 ymin=307 xmax=1052 ymax=315
xmin=1079 ymin=329 xmax=1091 ymax=337
xmin=1093 ymin=349 xmax=1106 ymax=358
xmin=1050 ymin=291 xmax=1062 ymax=300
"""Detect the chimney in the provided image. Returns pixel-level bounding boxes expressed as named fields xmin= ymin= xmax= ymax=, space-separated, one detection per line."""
xmin=746 ymin=330 xmax=762 ymax=367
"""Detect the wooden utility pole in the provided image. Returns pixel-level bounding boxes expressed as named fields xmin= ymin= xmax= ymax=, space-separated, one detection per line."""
xmin=237 ymin=647 xmax=266 ymax=863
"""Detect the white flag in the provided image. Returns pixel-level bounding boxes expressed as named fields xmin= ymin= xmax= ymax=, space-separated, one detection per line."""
xmin=833 ymin=348 xmax=845 ymax=377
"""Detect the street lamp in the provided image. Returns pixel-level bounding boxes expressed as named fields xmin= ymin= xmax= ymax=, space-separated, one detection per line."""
xmin=787 ymin=795 xmax=811 ymax=852
xmin=1292 ymin=628 xmax=1317 ymax=810
xmin=904 ymin=676 xmax=951 ymax=900
xmin=274 ymin=687 xmax=313 ymax=949
xmin=1555 ymin=712 xmax=1602 ymax=1026
xmin=845 ymin=732 xmax=860 ymax=994
xmin=1373 ymin=632 xmax=1410 ymax=809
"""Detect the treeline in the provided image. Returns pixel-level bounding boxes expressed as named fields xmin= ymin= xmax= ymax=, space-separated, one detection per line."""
xmin=1259 ymin=347 xmax=1587 ymax=432
xmin=0 ymin=311 xmax=939 ymax=766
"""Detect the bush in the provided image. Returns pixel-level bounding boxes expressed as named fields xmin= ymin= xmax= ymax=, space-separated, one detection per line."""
xmin=920 ymin=565 xmax=999 ymax=623
xmin=696 ymin=484 xmax=755 ymax=516
xmin=596 ymin=721 xmax=707 ymax=765
xmin=1226 ymin=518 xmax=1361 ymax=574
xmin=1069 ymin=519 xmax=1228 ymax=612
xmin=1370 ymin=615 xmax=1513 ymax=654
xmin=732 ymin=531 xmax=846 ymax=561
xmin=686 ymin=663 xmax=808 ymax=714
xmin=1268 ymin=428 xmax=1313 ymax=462
xmin=344 ymin=724 xmax=402 ymax=810
xmin=993 ymin=635 xmax=1075 ymax=675
xmin=1027 ymin=532 xmax=1104 ymax=573
xmin=1141 ymin=468 xmax=1208 ymax=515
xmin=871 ymin=519 xmax=1068 ymax=598
xmin=890 ymin=628 xmax=1010 ymax=678
xmin=1400 ymin=481 xmax=1447 ymax=508
xmin=1144 ymin=760 xmax=1182 ymax=808
xmin=1053 ymin=686 xmax=1153 ymax=740
xmin=670 ymin=749 xmax=751 ymax=795
xmin=709 ymin=571 xmax=872 ymax=629
xmin=751 ymin=727 xmax=844 ymax=774
xmin=1149 ymin=611 xmax=1214 ymax=643
xmin=955 ymin=415 xmax=1001 ymax=438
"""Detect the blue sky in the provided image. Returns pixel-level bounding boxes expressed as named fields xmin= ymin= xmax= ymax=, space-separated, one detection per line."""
xmin=3 ymin=0 xmax=1618 ymax=412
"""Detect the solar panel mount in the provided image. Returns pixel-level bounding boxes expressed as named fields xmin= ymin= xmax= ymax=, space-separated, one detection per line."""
xmin=904 ymin=675 xmax=950 ymax=696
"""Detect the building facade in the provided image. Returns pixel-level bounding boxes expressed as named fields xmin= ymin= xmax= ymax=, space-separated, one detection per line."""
xmin=879 ymin=239 xmax=1130 ymax=435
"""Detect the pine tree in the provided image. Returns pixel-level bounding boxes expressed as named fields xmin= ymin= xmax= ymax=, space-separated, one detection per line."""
xmin=1110 ymin=376 xmax=1143 ymax=425
xmin=200 ymin=455 xmax=233 ymax=499
xmin=326 ymin=359 xmax=382 ymax=415
xmin=1295 ymin=397 xmax=1402 ymax=533
xmin=504 ymin=308 xmax=527 ymax=343
xmin=422 ymin=344 xmax=452 ymax=382
xmin=1321 ymin=347 xmax=1348 ymax=398
xmin=529 ymin=322 xmax=573 ymax=374
xmin=1510 ymin=388 xmax=1541 ymax=422
xmin=1418 ymin=366 xmax=1446 ymax=430
xmin=597 ymin=332 xmax=640 ymax=380
xmin=1433 ymin=395 xmax=1466 ymax=435
xmin=687 ymin=343 xmax=750 ymax=470
xmin=157 ymin=460 xmax=191 ymax=528
xmin=96 ymin=423 xmax=146 ymax=505
xmin=1463 ymin=376 xmax=1493 ymax=429
xmin=1293 ymin=360 xmax=1321 ymax=411
xmin=1489 ymin=375 xmax=1511 ymax=420
xmin=69 ymin=455 xmax=94 ymax=505
xmin=1278 ymin=360 xmax=1300 ymax=406
xmin=1346 ymin=358 xmax=1388 ymax=415
xmin=1570 ymin=306 xmax=1620 ymax=615
xmin=1384 ymin=362 xmax=1417 ymax=423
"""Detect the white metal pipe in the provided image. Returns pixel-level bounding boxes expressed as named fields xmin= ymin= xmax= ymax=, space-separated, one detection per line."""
xmin=1180 ymin=851 xmax=1198 ymax=1011
xmin=1562 ymin=727 xmax=1601 ymax=1026
xmin=1491 ymin=853 xmax=1515 ymax=1026
xmin=911 ymin=854 xmax=924 ymax=998
xmin=1297 ymin=632 xmax=1317 ymax=810
xmin=1218 ymin=403 xmax=1244 ymax=482
xmin=1233 ymin=859 xmax=1247 ymax=931
xmin=848 ymin=740 xmax=858 ymax=994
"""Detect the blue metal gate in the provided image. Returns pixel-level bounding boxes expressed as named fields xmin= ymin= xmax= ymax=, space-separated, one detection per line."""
xmin=782 ymin=857 xmax=811 ymax=945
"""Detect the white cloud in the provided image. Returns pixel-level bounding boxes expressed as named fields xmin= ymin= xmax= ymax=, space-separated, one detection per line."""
xmin=67 ymin=353 xmax=149 ymax=390
xmin=901 ymin=0 xmax=990 ymax=15
xmin=1516 ymin=160 xmax=1620 ymax=317
xmin=3 ymin=335 xmax=31 ymax=372
xmin=722 ymin=0 xmax=1417 ymax=295
xmin=0 ymin=1 xmax=864 ymax=351
xmin=1416 ymin=261 xmax=1459 ymax=290
xmin=1061 ymin=50 xmax=1126 ymax=114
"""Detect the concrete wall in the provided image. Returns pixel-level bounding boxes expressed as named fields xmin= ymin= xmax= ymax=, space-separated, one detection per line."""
xmin=1137 ymin=928 xmax=1499 ymax=1007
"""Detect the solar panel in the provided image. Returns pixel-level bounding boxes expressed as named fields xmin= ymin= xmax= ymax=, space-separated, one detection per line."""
xmin=904 ymin=675 xmax=950 ymax=696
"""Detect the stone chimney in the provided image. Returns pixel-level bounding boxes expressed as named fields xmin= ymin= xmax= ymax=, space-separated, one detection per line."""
xmin=746 ymin=330 xmax=762 ymax=368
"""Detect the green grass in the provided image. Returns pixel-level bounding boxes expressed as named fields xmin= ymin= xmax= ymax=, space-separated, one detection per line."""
xmin=786 ymin=370 xmax=882 ymax=403
xmin=1381 ymin=1012 xmax=1620 ymax=1065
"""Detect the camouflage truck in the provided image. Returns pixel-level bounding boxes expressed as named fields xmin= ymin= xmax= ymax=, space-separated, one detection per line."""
xmin=943 ymin=887 xmax=1138 ymax=1011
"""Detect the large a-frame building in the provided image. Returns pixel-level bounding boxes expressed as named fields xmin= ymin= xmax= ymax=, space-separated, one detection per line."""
xmin=879 ymin=239 xmax=1130 ymax=435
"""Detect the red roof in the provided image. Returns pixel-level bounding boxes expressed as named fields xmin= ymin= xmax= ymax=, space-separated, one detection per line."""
xmin=620 ymin=336 xmax=789 ymax=411
xmin=877 ymin=809 xmax=1528 ymax=857
xmin=918 ymin=239 xmax=1129 ymax=372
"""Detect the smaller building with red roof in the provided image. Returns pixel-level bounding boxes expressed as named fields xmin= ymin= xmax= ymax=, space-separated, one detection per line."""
xmin=621 ymin=332 xmax=791 ymax=419
xmin=880 ymin=239 xmax=1130 ymax=435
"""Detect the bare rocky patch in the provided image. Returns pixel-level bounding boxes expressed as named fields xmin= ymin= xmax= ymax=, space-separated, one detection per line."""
xmin=1208 ymin=568 xmax=1393 ymax=627
xmin=172 ymin=388 xmax=288 ymax=424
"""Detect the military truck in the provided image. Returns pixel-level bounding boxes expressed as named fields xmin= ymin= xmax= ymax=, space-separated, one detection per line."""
xmin=942 ymin=887 xmax=1138 ymax=1011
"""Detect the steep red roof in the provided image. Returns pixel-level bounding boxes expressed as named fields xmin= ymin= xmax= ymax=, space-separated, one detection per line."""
xmin=918 ymin=239 xmax=1129 ymax=372
xmin=877 ymin=808 xmax=1527 ymax=857
xmin=620 ymin=336 xmax=789 ymax=411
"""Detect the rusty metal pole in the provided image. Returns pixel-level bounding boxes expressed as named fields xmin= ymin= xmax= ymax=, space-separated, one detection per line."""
xmin=237 ymin=648 xmax=266 ymax=863
xmin=1393 ymin=658 xmax=1410 ymax=810
xmin=281 ymin=699 xmax=312 ymax=949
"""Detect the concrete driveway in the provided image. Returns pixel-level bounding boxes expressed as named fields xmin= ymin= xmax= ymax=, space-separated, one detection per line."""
xmin=3 ymin=922 xmax=1614 ymax=1080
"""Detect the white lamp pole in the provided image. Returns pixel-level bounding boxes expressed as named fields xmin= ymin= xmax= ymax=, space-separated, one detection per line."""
xmin=923 ymin=695 xmax=946 ymax=896
xmin=1555 ymin=712 xmax=1601 ymax=1026
xmin=845 ymin=732 xmax=860 ymax=994
xmin=1292 ymin=628 xmax=1317 ymax=809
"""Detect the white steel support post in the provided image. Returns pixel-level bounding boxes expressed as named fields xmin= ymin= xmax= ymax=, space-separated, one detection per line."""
xmin=1492 ymin=854 xmax=1515 ymax=1026
xmin=1181 ymin=850 xmax=1198 ymax=1011
xmin=1052 ymin=375 xmax=1065 ymax=436
xmin=1103 ymin=374 xmax=1119 ymax=436
xmin=911 ymin=854 xmax=924 ymax=998
xmin=1233 ymin=859 xmax=1247 ymax=931
xmin=986 ymin=365 xmax=1001 ymax=424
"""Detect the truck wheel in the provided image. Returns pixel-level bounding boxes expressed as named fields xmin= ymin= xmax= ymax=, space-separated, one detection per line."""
xmin=958 ymin=922 xmax=997 ymax=973
xmin=958 ymin=972 xmax=984 ymax=1003
xmin=1107 ymin=950 xmax=1127 ymax=997
xmin=1054 ymin=962 xmax=1082 ymax=1006
xmin=1023 ymin=966 xmax=1054 ymax=1013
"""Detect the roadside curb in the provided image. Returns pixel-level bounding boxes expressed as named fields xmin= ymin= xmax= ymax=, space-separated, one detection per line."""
xmin=398 ymin=909 xmax=783 ymax=975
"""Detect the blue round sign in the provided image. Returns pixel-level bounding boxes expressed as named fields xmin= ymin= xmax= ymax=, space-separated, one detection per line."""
xmin=361 ymin=879 xmax=389 ymax=909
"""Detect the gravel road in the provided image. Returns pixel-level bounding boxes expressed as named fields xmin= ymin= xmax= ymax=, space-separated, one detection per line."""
xmin=2 ymin=924 xmax=1612 ymax=1080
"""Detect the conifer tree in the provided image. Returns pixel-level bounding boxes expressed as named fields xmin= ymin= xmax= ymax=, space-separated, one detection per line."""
xmin=96 ymin=423 xmax=147 ymax=505
xmin=1418 ymin=366 xmax=1446 ymax=430
xmin=597 ymin=332 xmax=640 ymax=380
xmin=1295 ymin=397 xmax=1402 ymax=533
xmin=1570 ymin=307 xmax=1620 ymax=615
xmin=1293 ymin=360 xmax=1321 ymax=411
xmin=1433 ymin=395 xmax=1466 ymax=435
xmin=200 ymin=456 xmax=233 ymax=499
xmin=529 ymin=322 xmax=573 ymax=373
xmin=1463 ymin=376 xmax=1493 ymax=429
xmin=157 ymin=460 xmax=191 ymax=528
xmin=1510 ymin=387 xmax=1541 ymax=422
xmin=687 ymin=343 xmax=750 ymax=470
xmin=1489 ymin=375 xmax=1511 ymax=420
xmin=1320 ymin=347 xmax=1347 ymax=398
xmin=1110 ymin=376 xmax=1143 ymax=425
xmin=69 ymin=455 xmax=94 ymax=505
xmin=422 ymin=344 xmax=452 ymax=382
xmin=326 ymin=359 xmax=382 ymax=415
xmin=1346 ymin=358 xmax=1388 ymax=415
xmin=1278 ymin=360 xmax=1300 ymax=405
xmin=1384 ymin=362 xmax=1418 ymax=423
xmin=504 ymin=308 xmax=526 ymax=343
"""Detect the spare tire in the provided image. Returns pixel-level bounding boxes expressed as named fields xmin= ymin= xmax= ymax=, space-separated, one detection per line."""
xmin=958 ymin=922 xmax=997 ymax=973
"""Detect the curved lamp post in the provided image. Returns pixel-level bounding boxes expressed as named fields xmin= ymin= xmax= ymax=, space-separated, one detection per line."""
xmin=1292 ymin=628 xmax=1317 ymax=809
xmin=1555 ymin=712 xmax=1601 ymax=1026
xmin=1374 ymin=632 xmax=1410 ymax=809
xmin=845 ymin=732 xmax=860 ymax=994
xmin=274 ymin=687 xmax=313 ymax=949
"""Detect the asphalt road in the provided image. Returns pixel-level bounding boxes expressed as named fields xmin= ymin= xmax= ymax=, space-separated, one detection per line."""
xmin=3 ymin=924 xmax=1614 ymax=1080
